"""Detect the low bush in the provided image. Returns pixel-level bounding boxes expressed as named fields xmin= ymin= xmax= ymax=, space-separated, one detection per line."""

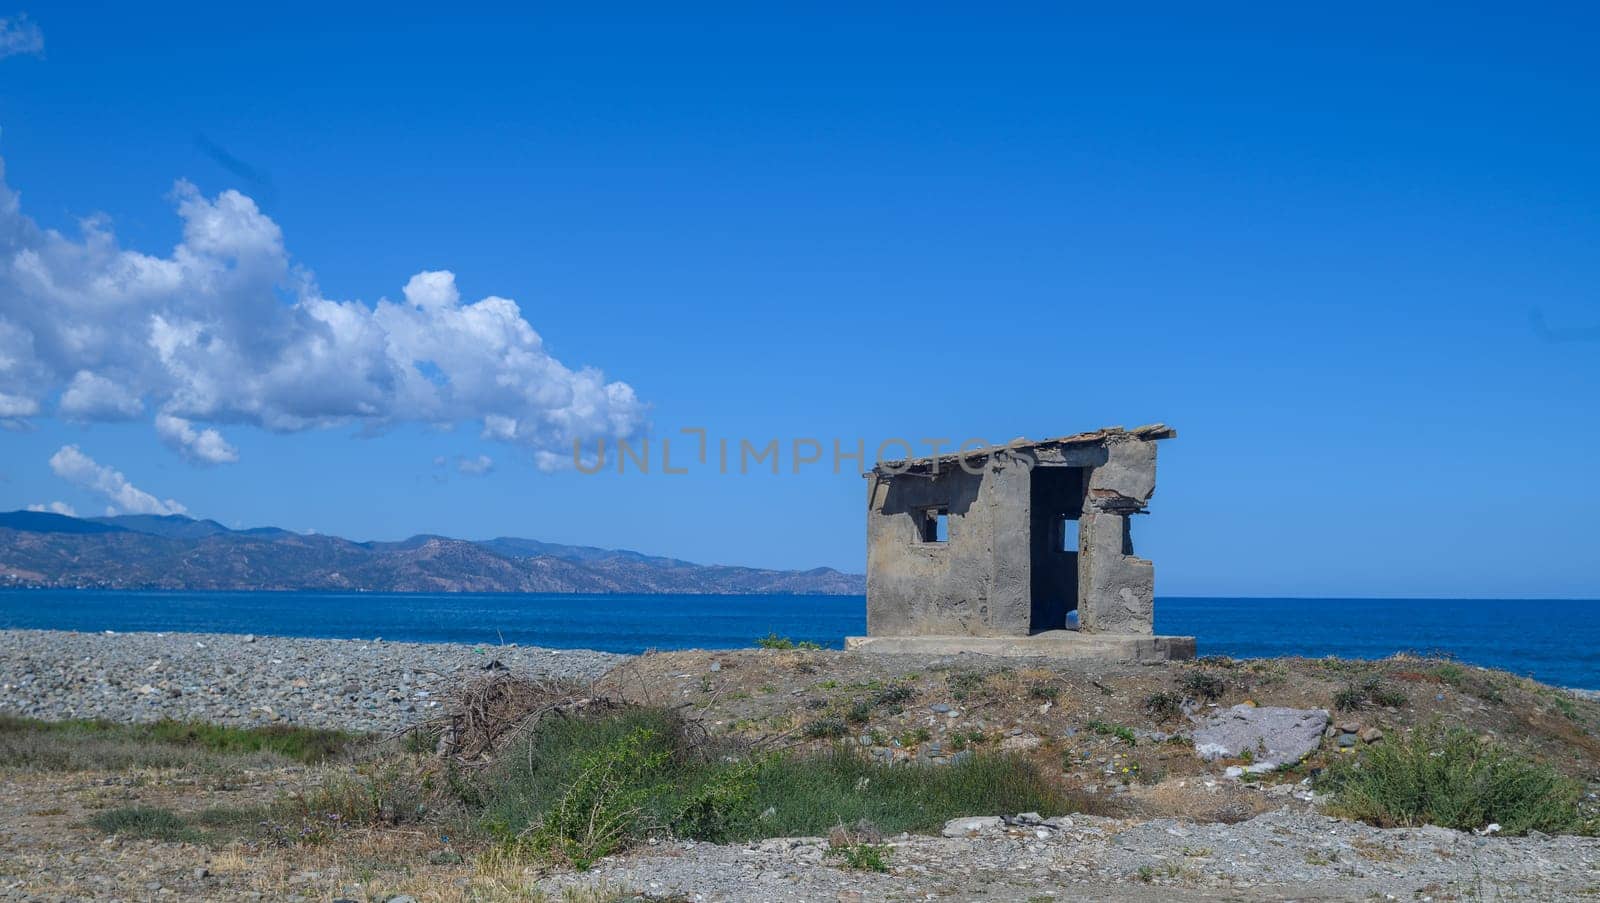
xmin=1142 ymin=691 xmax=1184 ymax=722
xmin=281 ymin=757 xmax=435 ymax=827
xmin=1317 ymin=724 xmax=1590 ymax=835
xmin=1180 ymin=672 xmax=1226 ymax=702
xmin=1334 ymin=677 xmax=1408 ymax=712
xmin=87 ymin=803 xmax=272 ymax=846
xmin=475 ymin=706 xmax=1069 ymax=869
xmin=946 ymin=671 xmax=986 ymax=701
xmin=140 ymin=721 xmax=352 ymax=763
xmin=827 ymin=842 xmax=891 ymax=872
xmin=523 ymin=726 xmax=673 ymax=868
xmin=89 ymin=806 xmax=196 ymax=842
xmin=803 ymin=716 xmax=850 ymax=739
xmin=1085 ymin=720 xmax=1137 ymax=746
xmin=871 ymin=684 xmax=916 ymax=709
xmin=0 ymin=715 xmax=356 ymax=772
xmin=1027 ymin=684 xmax=1060 ymax=702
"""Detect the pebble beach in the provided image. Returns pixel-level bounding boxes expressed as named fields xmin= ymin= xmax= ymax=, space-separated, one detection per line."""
xmin=0 ymin=629 xmax=628 ymax=733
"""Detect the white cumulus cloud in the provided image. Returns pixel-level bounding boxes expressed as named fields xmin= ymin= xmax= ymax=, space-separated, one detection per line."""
xmin=456 ymin=454 xmax=494 ymax=476
xmin=47 ymin=445 xmax=186 ymax=516
xmin=0 ymin=155 xmax=646 ymax=468
xmin=155 ymin=412 xmax=239 ymax=464
xmin=60 ymin=370 xmax=144 ymax=420
xmin=0 ymin=14 xmax=43 ymax=59
xmin=26 ymin=500 xmax=75 ymax=516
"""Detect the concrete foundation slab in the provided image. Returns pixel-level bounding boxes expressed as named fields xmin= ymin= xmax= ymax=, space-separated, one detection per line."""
xmin=844 ymin=630 xmax=1195 ymax=662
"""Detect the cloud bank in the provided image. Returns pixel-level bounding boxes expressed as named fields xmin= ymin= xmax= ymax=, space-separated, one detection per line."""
xmin=26 ymin=500 xmax=75 ymax=516
xmin=48 ymin=445 xmax=186 ymax=516
xmin=0 ymin=156 xmax=646 ymax=467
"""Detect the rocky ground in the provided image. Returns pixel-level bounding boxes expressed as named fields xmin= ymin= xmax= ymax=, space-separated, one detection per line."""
xmin=601 ymin=646 xmax=1600 ymax=818
xmin=541 ymin=808 xmax=1600 ymax=901
xmin=3 ymin=629 xmax=1600 ymax=901
xmin=4 ymin=771 xmax=1597 ymax=902
xmin=0 ymin=629 xmax=626 ymax=733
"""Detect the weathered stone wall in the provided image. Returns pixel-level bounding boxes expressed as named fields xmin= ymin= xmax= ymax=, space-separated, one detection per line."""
xmin=865 ymin=431 xmax=1165 ymax=639
xmin=865 ymin=454 xmax=1031 ymax=636
xmin=1077 ymin=437 xmax=1159 ymax=634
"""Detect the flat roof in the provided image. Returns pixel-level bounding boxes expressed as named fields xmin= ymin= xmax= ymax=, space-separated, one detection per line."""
xmin=868 ymin=423 xmax=1176 ymax=475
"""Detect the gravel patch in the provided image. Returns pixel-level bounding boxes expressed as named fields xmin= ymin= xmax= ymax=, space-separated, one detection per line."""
xmin=539 ymin=807 xmax=1600 ymax=901
xmin=0 ymin=628 xmax=629 ymax=733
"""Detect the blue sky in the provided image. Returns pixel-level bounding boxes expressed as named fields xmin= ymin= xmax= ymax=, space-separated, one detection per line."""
xmin=0 ymin=3 xmax=1596 ymax=597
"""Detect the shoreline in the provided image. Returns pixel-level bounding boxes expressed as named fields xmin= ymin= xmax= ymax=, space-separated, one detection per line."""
xmin=0 ymin=628 xmax=627 ymax=733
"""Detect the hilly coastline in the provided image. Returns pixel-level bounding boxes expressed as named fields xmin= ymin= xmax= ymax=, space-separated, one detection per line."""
xmin=0 ymin=511 xmax=864 ymax=595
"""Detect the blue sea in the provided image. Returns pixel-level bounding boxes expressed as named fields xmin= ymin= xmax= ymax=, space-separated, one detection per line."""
xmin=1 ymin=590 xmax=1596 ymax=689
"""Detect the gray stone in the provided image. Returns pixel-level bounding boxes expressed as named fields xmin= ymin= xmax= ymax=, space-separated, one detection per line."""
xmin=1194 ymin=705 xmax=1330 ymax=768
xmin=941 ymin=816 xmax=1002 ymax=837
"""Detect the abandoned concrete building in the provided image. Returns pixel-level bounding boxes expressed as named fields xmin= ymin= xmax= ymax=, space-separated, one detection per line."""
xmin=846 ymin=425 xmax=1194 ymax=660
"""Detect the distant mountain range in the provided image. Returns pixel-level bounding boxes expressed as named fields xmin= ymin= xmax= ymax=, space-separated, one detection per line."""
xmin=0 ymin=511 xmax=864 ymax=595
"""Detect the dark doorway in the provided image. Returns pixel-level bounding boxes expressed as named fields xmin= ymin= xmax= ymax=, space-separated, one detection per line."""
xmin=1029 ymin=466 xmax=1084 ymax=631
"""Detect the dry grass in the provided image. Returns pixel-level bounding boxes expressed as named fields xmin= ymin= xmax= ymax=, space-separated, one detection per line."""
xmin=421 ymin=673 xmax=621 ymax=763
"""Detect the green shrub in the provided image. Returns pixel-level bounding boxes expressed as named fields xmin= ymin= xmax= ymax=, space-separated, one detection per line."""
xmin=88 ymin=804 xmax=269 ymax=846
xmin=947 ymin=672 xmax=986 ymax=701
xmin=1317 ymin=724 xmax=1588 ymax=835
xmin=525 ymin=727 xmax=673 ymax=868
xmin=746 ymin=747 xmax=1067 ymax=837
xmin=828 ymin=842 xmax=891 ymax=872
xmin=845 ymin=699 xmax=874 ymax=724
xmin=871 ymin=684 xmax=916 ymax=709
xmin=1332 ymin=684 xmax=1368 ymax=712
xmin=756 ymin=633 xmax=795 ymax=650
xmin=1027 ymin=684 xmax=1060 ymax=702
xmin=1367 ymin=684 xmax=1409 ymax=709
xmin=282 ymin=758 xmax=432 ymax=827
xmin=143 ymin=721 xmax=353 ymax=763
xmin=803 ymin=717 xmax=849 ymax=739
xmin=89 ymin=806 xmax=196 ymax=842
xmin=1180 ymin=672 xmax=1226 ymax=702
xmin=1085 ymin=720 xmax=1137 ymax=745
xmin=896 ymin=727 xmax=932 ymax=749
xmin=1334 ymin=677 xmax=1408 ymax=712
xmin=1142 ymin=691 xmax=1184 ymax=722
xmin=475 ymin=706 xmax=1070 ymax=867
xmin=478 ymin=707 xmax=685 ymax=842
xmin=0 ymin=715 xmax=355 ymax=771
xmin=671 ymin=759 xmax=760 ymax=843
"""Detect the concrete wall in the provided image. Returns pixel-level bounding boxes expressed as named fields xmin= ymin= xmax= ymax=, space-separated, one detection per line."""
xmin=865 ymin=453 xmax=1031 ymax=636
xmin=1077 ymin=437 xmax=1159 ymax=633
xmin=866 ymin=435 xmax=1162 ymax=638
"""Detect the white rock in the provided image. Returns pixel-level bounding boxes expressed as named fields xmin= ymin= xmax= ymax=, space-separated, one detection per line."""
xmin=942 ymin=816 xmax=1002 ymax=837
